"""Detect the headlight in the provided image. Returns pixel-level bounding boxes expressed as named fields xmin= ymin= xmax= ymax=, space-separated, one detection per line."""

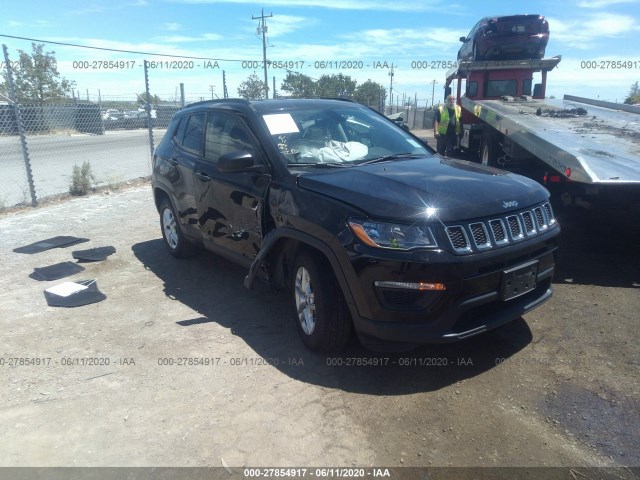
xmin=348 ymin=219 xmax=438 ymax=250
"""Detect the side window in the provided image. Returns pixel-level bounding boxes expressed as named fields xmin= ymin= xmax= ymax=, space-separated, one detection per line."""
xmin=181 ymin=113 xmax=205 ymax=154
xmin=172 ymin=116 xmax=186 ymax=143
xmin=467 ymin=81 xmax=478 ymax=97
xmin=204 ymin=112 xmax=256 ymax=164
xmin=470 ymin=21 xmax=481 ymax=38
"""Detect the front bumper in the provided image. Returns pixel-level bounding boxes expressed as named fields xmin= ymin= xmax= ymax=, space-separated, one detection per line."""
xmin=345 ymin=231 xmax=558 ymax=350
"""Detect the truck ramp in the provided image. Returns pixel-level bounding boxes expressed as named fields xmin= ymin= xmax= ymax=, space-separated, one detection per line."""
xmin=462 ymin=95 xmax=640 ymax=185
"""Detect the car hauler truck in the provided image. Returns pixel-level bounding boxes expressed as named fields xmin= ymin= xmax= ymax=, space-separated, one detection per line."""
xmin=444 ymin=56 xmax=640 ymax=210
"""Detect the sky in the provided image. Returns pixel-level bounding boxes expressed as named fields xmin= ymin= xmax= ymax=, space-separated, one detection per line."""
xmin=1 ymin=0 xmax=639 ymax=106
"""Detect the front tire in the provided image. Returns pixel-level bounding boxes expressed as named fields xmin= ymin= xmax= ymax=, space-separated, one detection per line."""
xmin=292 ymin=251 xmax=352 ymax=352
xmin=159 ymin=198 xmax=199 ymax=258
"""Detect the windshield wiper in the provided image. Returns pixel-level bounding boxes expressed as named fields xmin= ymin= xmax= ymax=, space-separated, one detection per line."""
xmin=356 ymin=153 xmax=423 ymax=165
xmin=289 ymin=162 xmax=351 ymax=168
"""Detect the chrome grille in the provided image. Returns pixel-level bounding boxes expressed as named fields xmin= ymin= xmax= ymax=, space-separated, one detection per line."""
xmin=543 ymin=203 xmax=556 ymax=225
xmin=489 ymin=219 xmax=509 ymax=245
xmin=521 ymin=211 xmax=536 ymax=235
xmin=534 ymin=207 xmax=547 ymax=231
xmin=446 ymin=226 xmax=471 ymax=252
xmin=443 ymin=202 xmax=556 ymax=254
xmin=469 ymin=222 xmax=491 ymax=249
xmin=506 ymin=215 xmax=524 ymax=240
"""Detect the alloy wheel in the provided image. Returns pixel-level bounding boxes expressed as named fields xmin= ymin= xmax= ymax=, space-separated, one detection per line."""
xmin=294 ymin=266 xmax=316 ymax=335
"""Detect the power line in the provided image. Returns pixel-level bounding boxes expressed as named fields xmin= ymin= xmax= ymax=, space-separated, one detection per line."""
xmin=0 ymin=34 xmax=250 ymax=62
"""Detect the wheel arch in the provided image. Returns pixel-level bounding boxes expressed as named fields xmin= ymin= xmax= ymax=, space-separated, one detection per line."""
xmin=153 ymin=185 xmax=173 ymax=213
xmin=155 ymin=185 xmax=204 ymax=257
xmin=244 ymin=228 xmax=364 ymax=319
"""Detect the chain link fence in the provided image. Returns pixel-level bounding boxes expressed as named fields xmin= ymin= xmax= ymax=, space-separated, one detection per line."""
xmin=0 ymin=99 xmax=166 ymax=209
xmin=0 ymin=44 xmax=189 ymax=210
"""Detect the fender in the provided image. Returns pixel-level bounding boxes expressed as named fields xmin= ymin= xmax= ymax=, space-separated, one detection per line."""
xmin=243 ymin=226 xmax=371 ymax=320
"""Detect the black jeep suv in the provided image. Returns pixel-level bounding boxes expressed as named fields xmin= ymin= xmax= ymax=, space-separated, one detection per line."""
xmin=152 ymin=98 xmax=559 ymax=351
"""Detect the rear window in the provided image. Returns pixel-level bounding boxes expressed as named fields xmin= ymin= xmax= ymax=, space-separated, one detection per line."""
xmin=486 ymin=80 xmax=517 ymax=97
xmin=496 ymin=16 xmax=547 ymax=34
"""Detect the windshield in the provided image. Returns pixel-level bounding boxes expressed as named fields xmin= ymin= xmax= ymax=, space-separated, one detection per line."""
xmin=260 ymin=105 xmax=431 ymax=166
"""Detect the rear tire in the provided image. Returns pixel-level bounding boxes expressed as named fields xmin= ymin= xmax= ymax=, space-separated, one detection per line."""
xmin=159 ymin=198 xmax=199 ymax=258
xmin=292 ymin=251 xmax=352 ymax=352
xmin=480 ymin=133 xmax=498 ymax=167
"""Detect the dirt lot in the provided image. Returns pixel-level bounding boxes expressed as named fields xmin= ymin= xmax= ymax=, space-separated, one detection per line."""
xmin=0 ymin=177 xmax=638 ymax=474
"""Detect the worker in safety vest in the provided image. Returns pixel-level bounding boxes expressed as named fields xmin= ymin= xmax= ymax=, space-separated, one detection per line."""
xmin=434 ymin=94 xmax=462 ymax=156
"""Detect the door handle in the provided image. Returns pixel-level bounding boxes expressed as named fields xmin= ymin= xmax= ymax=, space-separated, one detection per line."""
xmin=195 ymin=172 xmax=211 ymax=181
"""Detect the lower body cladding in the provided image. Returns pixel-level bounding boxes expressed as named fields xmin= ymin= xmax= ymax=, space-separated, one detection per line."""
xmin=344 ymin=236 xmax=558 ymax=350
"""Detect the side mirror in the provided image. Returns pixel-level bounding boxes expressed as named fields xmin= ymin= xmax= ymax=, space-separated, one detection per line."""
xmin=218 ymin=150 xmax=266 ymax=173
xmin=459 ymin=36 xmax=467 ymax=42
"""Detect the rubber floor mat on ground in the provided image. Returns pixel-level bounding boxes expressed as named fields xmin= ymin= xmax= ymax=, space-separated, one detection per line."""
xmin=43 ymin=280 xmax=106 ymax=307
xmin=71 ymin=246 xmax=116 ymax=262
xmin=30 ymin=262 xmax=86 ymax=281
xmin=13 ymin=236 xmax=89 ymax=254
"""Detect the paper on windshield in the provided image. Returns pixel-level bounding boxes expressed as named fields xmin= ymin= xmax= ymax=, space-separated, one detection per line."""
xmin=263 ymin=114 xmax=300 ymax=135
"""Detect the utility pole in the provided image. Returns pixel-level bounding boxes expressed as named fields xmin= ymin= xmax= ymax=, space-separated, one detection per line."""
xmin=253 ymin=9 xmax=272 ymax=99
xmin=431 ymin=79 xmax=438 ymax=107
xmin=388 ymin=65 xmax=394 ymax=113
xmin=222 ymin=71 xmax=229 ymax=99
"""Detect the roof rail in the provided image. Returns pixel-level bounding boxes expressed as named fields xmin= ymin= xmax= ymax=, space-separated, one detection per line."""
xmin=183 ymin=98 xmax=251 ymax=109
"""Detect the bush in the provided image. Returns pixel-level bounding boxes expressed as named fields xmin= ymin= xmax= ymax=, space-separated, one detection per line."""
xmin=69 ymin=161 xmax=95 ymax=196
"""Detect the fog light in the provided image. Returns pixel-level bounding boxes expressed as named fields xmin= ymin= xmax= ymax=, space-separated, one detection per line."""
xmin=374 ymin=281 xmax=446 ymax=291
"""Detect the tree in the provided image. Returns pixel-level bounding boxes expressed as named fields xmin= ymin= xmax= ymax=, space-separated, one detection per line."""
xmin=624 ymin=81 xmax=640 ymax=105
xmin=0 ymin=43 xmax=75 ymax=104
xmin=137 ymin=92 xmax=162 ymax=105
xmin=237 ymin=73 xmax=266 ymax=100
xmin=280 ymin=72 xmax=316 ymax=98
xmin=354 ymin=80 xmax=386 ymax=108
xmin=315 ymin=74 xmax=357 ymax=98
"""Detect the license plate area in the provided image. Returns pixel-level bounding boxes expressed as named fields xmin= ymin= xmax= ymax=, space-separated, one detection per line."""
xmin=500 ymin=260 xmax=538 ymax=301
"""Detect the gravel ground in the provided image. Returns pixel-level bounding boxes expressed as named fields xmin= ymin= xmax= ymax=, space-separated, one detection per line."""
xmin=0 ymin=178 xmax=638 ymax=475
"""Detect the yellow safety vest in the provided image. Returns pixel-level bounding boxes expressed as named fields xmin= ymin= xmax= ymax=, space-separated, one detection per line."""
xmin=438 ymin=105 xmax=462 ymax=135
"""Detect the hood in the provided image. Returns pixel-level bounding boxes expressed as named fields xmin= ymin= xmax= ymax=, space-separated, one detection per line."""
xmin=297 ymin=157 xmax=548 ymax=222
